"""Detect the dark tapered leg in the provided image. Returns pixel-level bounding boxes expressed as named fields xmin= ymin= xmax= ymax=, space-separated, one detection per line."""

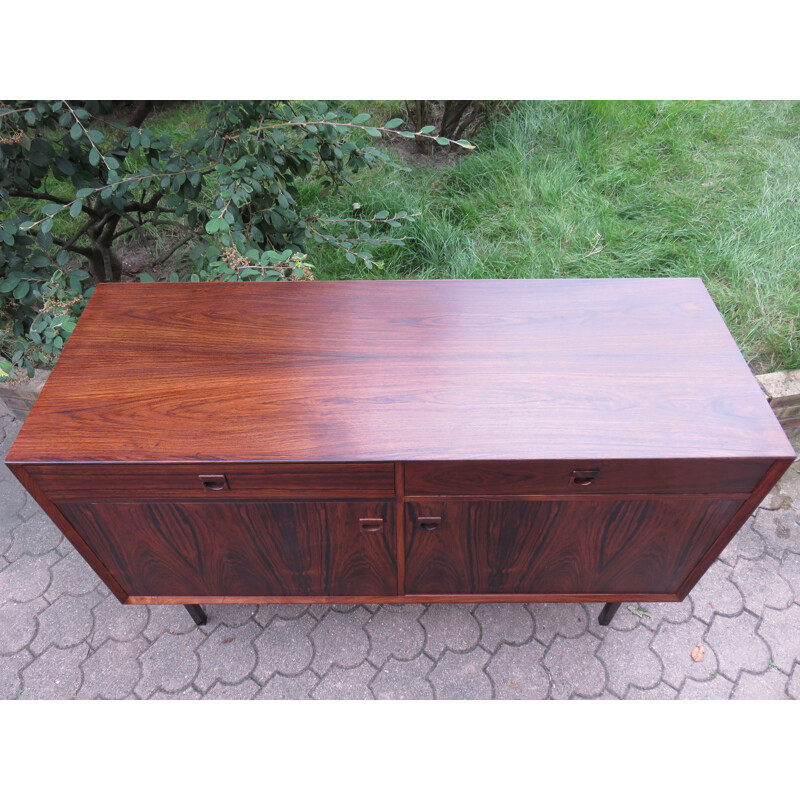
xmin=598 ymin=601 xmax=621 ymax=626
xmin=184 ymin=604 xmax=207 ymax=626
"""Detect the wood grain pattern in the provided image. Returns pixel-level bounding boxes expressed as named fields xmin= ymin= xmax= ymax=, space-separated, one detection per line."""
xmin=24 ymin=462 xmax=395 ymax=501
xmin=58 ymin=501 xmax=397 ymax=598
xmin=7 ymin=279 xmax=794 ymax=464
xmin=404 ymin=459 xmax=771 ymax=496
xmin=404 ymin=497 xmax=742 ymax=596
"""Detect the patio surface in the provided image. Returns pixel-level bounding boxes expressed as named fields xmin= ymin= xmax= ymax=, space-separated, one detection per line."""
xmin=1 ymin=406 xmax=798 ymax=700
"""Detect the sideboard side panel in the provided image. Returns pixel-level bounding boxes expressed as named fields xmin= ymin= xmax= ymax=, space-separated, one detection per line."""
xmin=7 ymin=465 xmax=130 ymax=602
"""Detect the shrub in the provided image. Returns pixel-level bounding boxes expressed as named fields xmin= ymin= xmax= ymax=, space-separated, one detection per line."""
xmin=0 ymin=101 xmax=473 ymax=378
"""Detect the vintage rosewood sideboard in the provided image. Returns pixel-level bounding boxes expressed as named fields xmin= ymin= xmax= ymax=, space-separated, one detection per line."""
xmin=6 ymin=279 xmax=796 ymax=627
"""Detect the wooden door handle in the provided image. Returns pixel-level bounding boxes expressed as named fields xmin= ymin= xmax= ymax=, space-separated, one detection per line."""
xmin=359 ymin=518 xmax=384 ymax=534
xmin=571 ymin=469 xmax=599 ymax=487
xmin=199 ymin=474 xmax=229 ymax=491
xmin=418 ymin=516 xmax=442 ymax=531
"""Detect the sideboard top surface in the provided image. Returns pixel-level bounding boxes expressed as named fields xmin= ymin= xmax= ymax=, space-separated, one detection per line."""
xmin=7 ymin=278 xmax=794 ymax=463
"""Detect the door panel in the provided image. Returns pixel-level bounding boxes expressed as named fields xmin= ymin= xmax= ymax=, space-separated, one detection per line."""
xmin=59 ymin=501 xmax=396 ymax=598
xmin=404 ymin=497 xmax=741 ymax=596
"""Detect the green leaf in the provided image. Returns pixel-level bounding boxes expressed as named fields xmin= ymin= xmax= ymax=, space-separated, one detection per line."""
xmin=398 ymin=131 xmax=416 ymax=139
xmin=76 ymin=187 xmax=95 ymax=198
xmin=375 ymin=210 xmax=390 ymax=220
xmin=71 ymin=269 xmax=89 ymax=280
xmin=69 ymin=200 xmax=83 ymax=218
xmin=13 ymin=280 xmax=29 ymax=300
xmin=86 ymin=129 xmax=104 ymax=144
xmin=41 ymin=218 xmax=53 ymax=234
xmin=89 ymin=148 xmax=101 ymax=167
xmin=384 ymin=118 xmax=403 ymax=129
xmin=41 ymin=203 xmax=63 ymax=215
xmin=139 ymin=273 xmax=155 ymax=282
xmin=436 ymin=137 xmax=450 ymax=146
xmin=205 ymin=218 xmax=221 ymax=234
xmin=352 ymin=113 xmax=371 ymax=125
xmin=105 ymin=155 xmax=120 ymax=170
xmin=365 ymin=128 xmax=382 ymax=138
xmin=0 ymin=274 xmax=21 ymax=293
xmin=420 ymin=125 xmax=436 ymax=134
xmin=456 ymin=139 xmax=475 ymax=149
xmin=169 ymin=272 xmax=179 ymax=282
xmin=70 ymin=123 xmax=83 ymax=140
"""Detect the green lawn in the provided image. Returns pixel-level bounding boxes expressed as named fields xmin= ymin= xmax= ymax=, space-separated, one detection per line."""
xmin=300 ymin=100 xmax=800 ymax=372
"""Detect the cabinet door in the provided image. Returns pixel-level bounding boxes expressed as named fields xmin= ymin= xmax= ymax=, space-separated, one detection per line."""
xmin=59 ymin=501 xmax=396 ymax=599
xmin=404 ymin=497 xmax=741 ymax=596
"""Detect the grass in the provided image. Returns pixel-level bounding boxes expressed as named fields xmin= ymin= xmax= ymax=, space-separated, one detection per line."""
xmin=299 ymin=100 xmax=800 ymax=372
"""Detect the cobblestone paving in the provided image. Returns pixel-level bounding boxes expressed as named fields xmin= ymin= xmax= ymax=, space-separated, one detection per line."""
xmin=2 ymin=407 xmax=798 ymax=700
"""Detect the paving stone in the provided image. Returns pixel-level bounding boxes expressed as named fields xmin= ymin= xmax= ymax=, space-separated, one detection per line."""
xmin=90 ymin=595 xmax=149 ymax=647
xmin=253 ymin=613 xmax=316 ymax=682
xmin=0 ymin=649 xmax=33 ymax=699
xmin=311 ymin=606 xmax=371 ymax=674
xmin=365 ymin=605 xmax=425 ymax=665
xmin=0 ymin=597 xmax=48 ymax=655
xmin=150 ymin=686 xmax=202 ymax=700
xmin=678 ymin=674 xmax=734 ymax=700
xmin=202 ymin=604 xmax=257 ymax=632
xmin=0 ymin=466 xmax=27 ymax=516
xmin=752 ymin=507 xmax=800 ymax=560
xmin=254 ymin=603 xmax=310 ymax=627
xmin=20 ymin=643 xmax=89 ymax=699
xmin=0 ymin=551 xmax=58 ymax=602
xmin=371 ymin=654 xmax=435 ymax=700
xmin=419 ymin=604 xmax=481 ymax=659
xmin=718 ymin=519 xmax=766 ymax=566
xmin=637 ymin=597 xmax=694 ymax=632
xmin=486 ymin=639 xmax=549 ymax=699
xmin=18 ymin=496 xmax=43 ymax=521
xmin=759 ymin=489 xmax=788 ymax=511
xmin=543 ymin=633 xmax=605 ymax=700
xmin=312 ymin=662 xmax=376 ymax=700
xmin=625 ymin=684 xmax=678 ymax=700
xmin=474 ymin=603 xmax=535 ymax=653
xmin=44 ymin=550 xmax=101 ymax=602
xmin=0 ymin=519 xmax=15 ymax=557
xmin=30 ymin=589 xmax=103 ymax=655
xmin=787 ymin=663 xmax=800 ymax=699
xmin=732 ymin=668 xmax=790 ymax=700
xmin=706 ymin=612 xmax=770 ymax=681
xmin=203 ymin=679 xmax=260 ymax=700
xmin=596 ymin=626 xmax=662 ymax=697
xmin=134 ymin=628 xmax=205 ymax=698
xmin=651 ymin=618 xmax=717 ymax=689
xmin=530 ymin=603 xmax=591 ymax=647
xmin=689 ymin=560 xmax=745 ymax=623
xmin=429 ymin=648 xmax=492 ymax=700
xmin=779 ymin=552 xmax=800 ymax=602
xmin=256 ymin=671 xmax=318 ymax=699
xmin=731 ymin=555 xmax=793 ymax=616
xmin=143 ymin=604 xmax=201 ymax=641
xmin=757 ymin=604 xmax=800 ymax=673
xmin=4 ymin=512 xmax=62 ymax=561
xmin=308 ymin=604 xmax=331 ymax=620
xmin=195 ymin=621 xmax=260 ymax=691
xmin=77 ymin=638 xmax=148 ymax=699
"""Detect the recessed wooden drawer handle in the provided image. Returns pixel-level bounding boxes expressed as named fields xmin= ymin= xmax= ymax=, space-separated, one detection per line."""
xmin=571 ymin=469 xmax=599 ymax=487
xmin=418 ymin=516 xmax=442 ymax=532
xmin=359 ymin=518 xmax=384 ymax=534
xmin=199 ymin=474 xmax=229 ymax=491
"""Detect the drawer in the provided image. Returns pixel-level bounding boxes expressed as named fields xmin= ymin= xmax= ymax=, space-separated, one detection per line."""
xmin=24 ymin=462 xmax=395 ymax=502
xmin=404 ymin=459 xmax=770 ymax=496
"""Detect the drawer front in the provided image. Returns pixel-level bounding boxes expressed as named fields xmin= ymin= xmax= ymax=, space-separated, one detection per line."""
xmin=404 ymin=497 xmax=742 ymax=596
xmin=26 ymin=462 xmax=395 ymax=501
xmin=404 ymin=459 xmax=770 ymax=496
